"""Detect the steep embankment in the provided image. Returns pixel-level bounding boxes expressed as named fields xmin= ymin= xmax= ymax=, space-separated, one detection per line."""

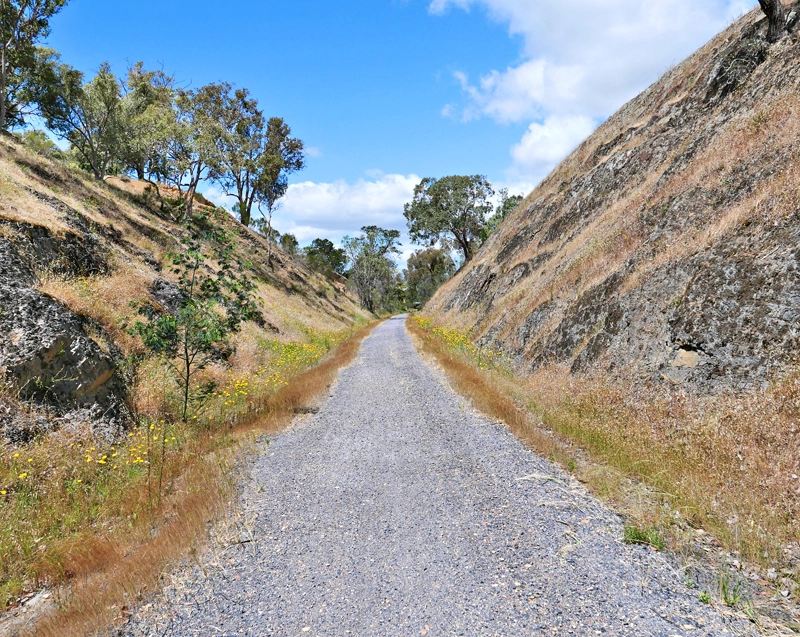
xmin=0 ymin=135 xmax=368 ymax=437
xmin=428 ymin=5 xmax=800 ymax=394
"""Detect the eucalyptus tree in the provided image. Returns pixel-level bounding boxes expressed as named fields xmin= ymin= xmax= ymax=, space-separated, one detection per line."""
xmin=202 ymin=82 xmax=304 ymax=258
xmin=36 ymin=60 xmax=124 ymax=179
xmin=205 ymin=83 xmax=263 ymax=227
xmin=0 ymin=0 xmax=67 ymax=129
xmin=119 ymin=62 xmax=176 ymax=182
xmin=481 ymin=188 xmax=523 ymax=239
xmin=280 ymin=232 xmax=298 ymax=255
xmin=167 ymin=84 xmax=225 ymax=219
xmin=304 ymin=238 xmax=347 ymax=278
xmin=404 ymin=175 xmax=494 ymax=263
xmin=404 ymin=247 xmax=455 ymax=308
xmin=342 ymin=225 xmax=401 ymax=314
xmin=255 ymin=117 xmax=304 ymax=265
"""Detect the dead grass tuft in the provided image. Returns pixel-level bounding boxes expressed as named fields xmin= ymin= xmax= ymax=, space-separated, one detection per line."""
xmin=2 ymin=322 xmax=378 ymax=637
xmin=409 ymin=315 xmax=800 ymax=593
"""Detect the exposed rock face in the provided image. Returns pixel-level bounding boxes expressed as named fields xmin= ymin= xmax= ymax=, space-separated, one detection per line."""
xmin=0 ymin=238 xmax=125 ymax=417
xmin=426 ymin=6 xmax=800 ymax=393
xmin=150 ymin=277 xmax=186 ymax=314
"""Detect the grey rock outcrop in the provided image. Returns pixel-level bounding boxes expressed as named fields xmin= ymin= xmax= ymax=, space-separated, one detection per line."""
xmin=0 ymin=238 xmax=126 ymax=417
xmin=427 ymin=5 xmax=800 ymax=394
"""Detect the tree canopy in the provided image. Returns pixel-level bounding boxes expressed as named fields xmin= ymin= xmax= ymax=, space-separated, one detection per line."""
xmin=0 ymin=0 xmax=67 ymax=129
xmin=304 ymin=238 xmax=347 ymax=277
xmin=404 ymin=175 xmax=494 ymax=263
xmin=482 ymin=188 xmax=523 ymax=240
xmin=342 ymin=226 xmax=401 ymax=313
xmin=36 ymin=59 xmax=123 ymax=179
xmin=404 ymin=247 xmax=455 ymax=309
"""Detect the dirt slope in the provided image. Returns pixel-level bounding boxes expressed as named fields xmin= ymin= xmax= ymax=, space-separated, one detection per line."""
xmin=427 ymin=5 xmax=800 ymax=394
xmin=0 ymin=135 xmax=368 ymax=429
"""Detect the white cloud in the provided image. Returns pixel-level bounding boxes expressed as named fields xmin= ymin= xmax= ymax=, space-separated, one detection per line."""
xmin=305 ymin=146 xmax=322 ymax=158
xmin=200 ymin=184 xmax=233 ymax=209
xmin=202 ymin=174 xmax=420 ymax=267
xmin=511 ymin=115 xmax=597 ymax=180
xmin=433 ymin=0 xmax=756 ymax=179
xmin=269 ymin=173 xmax=419 ymax=245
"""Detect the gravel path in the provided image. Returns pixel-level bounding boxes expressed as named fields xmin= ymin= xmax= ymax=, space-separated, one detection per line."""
xmin=123 ymin=316 xmax=753 ymax=636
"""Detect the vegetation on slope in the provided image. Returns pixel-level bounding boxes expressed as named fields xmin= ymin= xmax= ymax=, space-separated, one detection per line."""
xmin=0 ymin=132 xmax=372 ymax=614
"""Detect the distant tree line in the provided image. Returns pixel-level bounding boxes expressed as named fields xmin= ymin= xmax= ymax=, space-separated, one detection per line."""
xmin=0 ymin=1 xmax=530 ymax=316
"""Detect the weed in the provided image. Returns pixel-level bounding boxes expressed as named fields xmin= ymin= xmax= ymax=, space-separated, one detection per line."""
xmin=717 ymin=569 xmax=745 ymax=606
xmin=623 ymin=525 xmax=666 ymax=551
xmin=699 ymin=591 xmax=711 ymax=603
xmin=741 ymin=599 xmax=758 ymax=623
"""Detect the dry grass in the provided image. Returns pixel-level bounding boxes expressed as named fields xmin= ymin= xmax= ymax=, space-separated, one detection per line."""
xmin=408 ymin=315 xmax=800 ymax=595
xmin=425 ymin=7 xmax=799 ymax=359
xmin=5 ymin=321 xmax=378 ymax=637
xmin=39 ymin=272 xmax=153 ymax=355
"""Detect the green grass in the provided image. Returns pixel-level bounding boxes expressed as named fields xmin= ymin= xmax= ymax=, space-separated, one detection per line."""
xmin=622 ymin=524 xmax=666 ymax=551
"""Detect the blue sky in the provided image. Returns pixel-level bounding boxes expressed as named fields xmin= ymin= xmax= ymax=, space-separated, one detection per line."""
xmin=47 ymin=0 xmax=755 ymax=259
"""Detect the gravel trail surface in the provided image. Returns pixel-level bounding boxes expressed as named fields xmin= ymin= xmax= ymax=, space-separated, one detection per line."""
xmin=123 ymin=316 xmax=753 ymax=636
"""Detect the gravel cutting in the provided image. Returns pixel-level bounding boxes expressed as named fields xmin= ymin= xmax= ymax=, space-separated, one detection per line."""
xmin=123 ymin=315 xmax=754 ymax=636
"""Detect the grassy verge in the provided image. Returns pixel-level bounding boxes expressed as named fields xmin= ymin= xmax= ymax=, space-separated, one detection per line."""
xmin=1 ymin=320 xmax=378 ymax=637
xmin=407 ymin=315 xmax=800 ymax=607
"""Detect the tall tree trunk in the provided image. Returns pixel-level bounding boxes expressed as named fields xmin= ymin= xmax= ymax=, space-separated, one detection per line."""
xmin=0 ymin=44 xmax=6 ymax=131
xmin=239 ymin=201 xmax=251 ymax=227
xmin=759 ymin=0 xmax=787 ymax=42
xmin=265 ymin=207 xmax=274 ymax=268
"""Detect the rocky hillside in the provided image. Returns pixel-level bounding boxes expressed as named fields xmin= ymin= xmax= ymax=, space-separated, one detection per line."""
xmin=0 ymin=136 xmax=368 ymax=437
xmin=427 ymin=4 xmax=800 ymax=394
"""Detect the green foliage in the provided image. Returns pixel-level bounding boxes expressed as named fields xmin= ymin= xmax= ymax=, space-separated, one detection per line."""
xmin=280 ymin=233 xmax=299 ymax=255
xmin=404 ymin=247 xmax=455 ymax=309
xmin=482 ymin=188 xmax=524 ymax=240
xmin=165 ymin=84 xmax=229 ymax=219
xmin=118 ymin=62 xmax=177 ymax=182
xmin=34 ymin=59 xmax=124 ymax=179
xmin=404 ymin=174 xmax=494 ymax=263
xmin=342 ymin=225 xmax=401 ymax=314
xmin=0 ymin=0 xmax=68 ymax=129
xmin=131 ymin=213 xmax=261 ymax=421
xmin=698 ymin=591 xmax=711 ymax=603
xmin=192 ymin=82 xmax=304 ymax=230
xmin=716 ymin=570 xmax=745 ymax=606
xmin=622 ymin=524 xmax=666 ymax=550
xmin=304 ymin=238 xmax=348 ymax=278
xmin=15 ymin=128 xmax=62 ymax=158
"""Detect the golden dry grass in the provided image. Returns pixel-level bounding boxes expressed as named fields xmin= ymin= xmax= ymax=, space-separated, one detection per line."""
xmin=425 ymin=7 xmax=795 ymax=355
xmin=6 ymin=321 xmax=378 ymax=637
xmin=0 ymin=133 xmax=373 ymax=634
xmin=408 ymin=315 xmax=800 ymax=584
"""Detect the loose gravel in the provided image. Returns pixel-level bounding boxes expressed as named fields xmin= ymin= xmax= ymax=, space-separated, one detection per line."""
xmin=122 ymin=316 xmax=755 ymax=636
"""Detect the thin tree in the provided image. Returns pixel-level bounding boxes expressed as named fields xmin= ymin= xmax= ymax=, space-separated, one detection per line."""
xmin=169 ymin=84 xmax=224 ymax=219
xmin=0 ymin=0 xmax=67 ymax=130
xmin=132 ymin=226 xmax=260 ymax=422
xmin=36 ymin=60 xmax=123 ymax=179
xmin=342 ymin=225 xmax=401 ymax=313
xmin=119 ymin=62 xmax=176 ymax=182
xmin=253 ymin=117 xmax=304 ymax=266
xmin=206 ymin=84 xmax=264 ymax=227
